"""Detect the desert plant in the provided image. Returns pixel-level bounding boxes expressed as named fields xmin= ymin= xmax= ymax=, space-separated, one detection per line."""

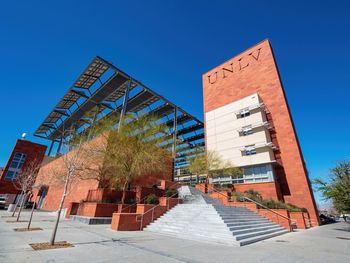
xmin=104 ymin=113 xmax=172 ymax=204
xmin=124 ymin=198 xmax=136 ymax=204
xmin=145 ymin=194 xmax=159 ymax=205
xmin=261 ymin=198 xmax=307 ymax=212
xmin=188 ymin=150 xmax=242 ymax=184
xmin=165 ymin=188 xmax=178 ymax=198
xmin=231 ymin=191 xmax=245 ymax=202
xmin=244 ymin=189 xmax=263 ymax=202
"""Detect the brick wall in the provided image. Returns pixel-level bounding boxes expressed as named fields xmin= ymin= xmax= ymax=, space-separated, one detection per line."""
xmin=233 ymin=181 xmax=282 ymax=200
xmin=202 ymin=39 xmax=320 ymax=225
xmin=0 ymin=139 xmax=47 ymax=195
xmin=33 ymin=133 xmax=172 ymax=211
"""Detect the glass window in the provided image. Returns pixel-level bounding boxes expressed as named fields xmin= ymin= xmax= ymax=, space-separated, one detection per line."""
xmin=240 ymin=112 xmax=250 ymax=118
xmin=253 ymin=166 xmax=261 ymax=177
xmin=4 ymin=153 xmax=26 ymax=181
xmin=243 ymin=129 xmax=253 ymax=136
xmin=246 ymin=149 xmax=256 ymax=155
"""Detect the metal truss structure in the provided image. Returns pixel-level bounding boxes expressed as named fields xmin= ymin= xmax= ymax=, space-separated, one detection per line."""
xmin=34 ymin=56 xmax=205 ymax=172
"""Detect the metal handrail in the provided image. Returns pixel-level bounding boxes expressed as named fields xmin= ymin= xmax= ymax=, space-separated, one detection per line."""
xmin=119 ymin=180 xmax=180 ymax=213
xmin=136 ymin=185 xmax=181 ymax=230
xmin=119 ymin=193 xmax=154 ymax=213
xmin=197 ymin=184 xmax=294 ymax=231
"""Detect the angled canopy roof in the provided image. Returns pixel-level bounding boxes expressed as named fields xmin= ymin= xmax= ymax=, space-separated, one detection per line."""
xmin=34 ymin=56 xmax=204 ymax=168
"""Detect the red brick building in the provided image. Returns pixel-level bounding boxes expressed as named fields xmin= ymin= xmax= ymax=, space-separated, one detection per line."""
xmin=33 ymin=134 xmax=173 ymax=211
xmin=203 ymin=39 xmax=320 ymax=225
xmin=31 ymin=56 xmax=205 ymax=212
xmin=0 ymin=139 xmax=47 ymax=203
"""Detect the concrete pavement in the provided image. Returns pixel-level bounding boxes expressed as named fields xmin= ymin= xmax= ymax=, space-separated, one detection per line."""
xmin=0 ymin=209 xmax=349 ymax=263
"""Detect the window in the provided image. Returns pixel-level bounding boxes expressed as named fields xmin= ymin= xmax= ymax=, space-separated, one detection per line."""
xmin=4 ymin=153 xmax=26 ymax=181
xmin=242 ymin=125 xmax=253 ymax=136
xmin=240 ymin=112 xmax=250 ymax=118
xmin=246 ymin=149 xmax=256 ymax=155
xmin=213 ymin=164 xmax=274 ymax=185
xmin=239 ymin=108 xmax=250 ymax=118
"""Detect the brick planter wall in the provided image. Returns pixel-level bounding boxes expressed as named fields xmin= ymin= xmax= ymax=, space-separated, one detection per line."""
xmin=86 ymin=189 xmax=135 ymax=203
xmin=303 ymin=212 xmax=311 ymax=228
xmin=111 ymin=213 xmax=141 ymax=231
xmin=290 ymin=211 xmax=307 ymax=229
xmin=135 ymin=186 xmax=165 ymax=203
xmin=76 ymin=202 xmax=119 ymax=217
xmin=159 ymin=197 xmax=183 ymax=209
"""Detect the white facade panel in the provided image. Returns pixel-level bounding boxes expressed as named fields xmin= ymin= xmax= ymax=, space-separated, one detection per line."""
xmin=205 ymin=93 xmax=275 ymax=169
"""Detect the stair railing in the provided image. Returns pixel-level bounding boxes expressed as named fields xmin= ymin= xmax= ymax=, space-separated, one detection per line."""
xmin=119 ymin=180 xmax=180 ymax=213
xmin=136 ymin=184 xmax=182 ymax=231
xmin=119 ymin=193 xmax=155 ymax=213
xmin=196 ymin=184 xmax=294 ymax=231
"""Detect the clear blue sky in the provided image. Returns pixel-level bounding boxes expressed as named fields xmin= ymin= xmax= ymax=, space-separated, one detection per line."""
xmin=0 ymin=1 xmax=349 ymax=204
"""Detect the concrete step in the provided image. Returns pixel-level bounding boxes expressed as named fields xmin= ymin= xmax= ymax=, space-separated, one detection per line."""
xmin=231 ymin=225 xmax=283 ymax=235
xmin=145 ymin=229 xmax=237 ymax=245
xmin=223 ymin=218 xmax=269 ymax=224
xmin=219 ymin=216 xmax=261 ymax=219
xmin=238 ymin=229 xmax=289 ymax=246
xmin=147 ymin=222 xmax=230 ymax=232
xmin=145 ymin=186 xmax=289 ymax=246
xmin=228 ymin=222 xmax=277 ymax=231
xmin=234 ymin=227 xmax=286 ymax=241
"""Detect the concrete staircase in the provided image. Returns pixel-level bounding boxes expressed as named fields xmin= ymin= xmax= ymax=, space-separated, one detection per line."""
xmin=144 ymin=186 xmax=289 ymax=246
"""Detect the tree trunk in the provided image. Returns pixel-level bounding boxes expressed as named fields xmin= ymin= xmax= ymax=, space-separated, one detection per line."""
xmin=121 ymin=190 xmax=126 ymax=204
xmin=27 ymin=190 xmax=39 ymax=229
xmin=205 ymin=174 xmax=209 ymax=193
xmin=11 ymin=190 xmax=24 ymax=217
xmin=16 ymin=193 xmax=27 ymax=221
xmin=121 ymin=180 xmax=130 ymax=204
xmin=49 ymin=173 xmax=70 ymax=246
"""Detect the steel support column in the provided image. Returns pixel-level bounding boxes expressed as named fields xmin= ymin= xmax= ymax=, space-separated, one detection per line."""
xmin=119 ymin=78 xmax=132 ymax=130
xmin=171 ymin=107 xmax=178 ymax=181
xmin=47 ymin=140 xmax=55 ymax=156
xmin=56 ymin=137 xmax=63 ymax=156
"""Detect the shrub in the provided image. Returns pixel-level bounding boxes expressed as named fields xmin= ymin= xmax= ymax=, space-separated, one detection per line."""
xmin=261 ymin=199 xmax=308 ymax=212
xmin=244 ymin=189 xmax=263 ymax=202
xmin=165 ymin=188 xmax=178 ymax=198
xmin=145 ymin=194 xmax=159 ymax=205
xmin=231 ymin=191 xmax=245 ymax=202
xmin=124 ymin=198 xmax=136 ymax=204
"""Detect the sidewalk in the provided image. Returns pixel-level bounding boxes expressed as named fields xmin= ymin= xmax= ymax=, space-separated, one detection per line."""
xmin=0 ymin=210 xmax=349 ymax=263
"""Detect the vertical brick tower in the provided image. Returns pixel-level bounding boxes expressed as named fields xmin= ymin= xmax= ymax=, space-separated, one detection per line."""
xmin=202 ymin=39 xmax=320 ymax=226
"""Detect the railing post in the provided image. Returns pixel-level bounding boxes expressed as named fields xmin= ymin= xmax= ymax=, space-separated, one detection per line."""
xmin=140 ymin=214 xmax=143 ymax=231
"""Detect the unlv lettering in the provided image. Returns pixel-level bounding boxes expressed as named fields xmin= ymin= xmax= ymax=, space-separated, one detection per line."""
xmin=207 ymin=47 xmax=262 ymax=84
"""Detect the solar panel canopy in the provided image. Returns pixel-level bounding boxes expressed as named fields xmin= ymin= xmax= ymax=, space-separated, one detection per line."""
xmin=34 ymin=56 xmax=205 ymax=168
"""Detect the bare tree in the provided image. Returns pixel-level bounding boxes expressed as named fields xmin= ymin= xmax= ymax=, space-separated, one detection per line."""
xmin=13 ymin=160 xmax=41 ymax=221
xmin=27 ymin=184 xmax=43 ymax=229
xmin=11 ymin=190 xmax=24 ymax=217
xmin=47 ymin=126 xmax=105 ymax=246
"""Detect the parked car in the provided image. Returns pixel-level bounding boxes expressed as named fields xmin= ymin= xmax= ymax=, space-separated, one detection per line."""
xmin=0 ymin=196 xmax=7 ymax=209
xmin=319 ymin=214 xmax=336 ymax=224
